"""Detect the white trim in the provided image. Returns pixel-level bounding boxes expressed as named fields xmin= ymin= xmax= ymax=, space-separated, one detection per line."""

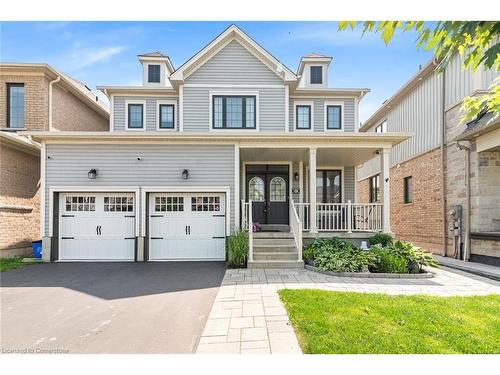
xmin=323 ymin=101 xmax=344 ymax=132
xmin=184 ymin=84 xmax=284 ymax=88
xmin=40 ymin=142 xmax=46 ymax=237
xmin=155 ymin=99 xmax=178 ymax=131
xmin=107 ymin=93 xmax=178 ymax=98
xmin=48 ymin=186 xmax=141 ymax=238
xmin=141 ymin=186 xmax=231 ymax=236
xmin=234 ymin=143 xmax=240 ymax=230
xmin=354 ymin=166 xmax=358 ymax=202
xmin=208 ymin=90 xmax=260 ymax=132
xmin=293 ymin=100 xmax=314 ymax=132
xmin=284 ymin=85 xmax=289 ymax=132
xmin=178 ymin=85 xmax=184 ymax=132
xmin=109 ymin=93 xmax=114 ymax=132
xmin=354 ymin=97 xmax=359 ymax=132
xmin=125 ymin=100 xmax=146 ymax=131
xmin=298 ymin=161 xmax=304 ymax=203
xmin=242 ymin=161 xmax=293 ymax=205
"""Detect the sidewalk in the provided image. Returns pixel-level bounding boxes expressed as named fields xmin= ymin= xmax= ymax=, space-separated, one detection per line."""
xmin=434 ymin=255 xmax=500 ymax=281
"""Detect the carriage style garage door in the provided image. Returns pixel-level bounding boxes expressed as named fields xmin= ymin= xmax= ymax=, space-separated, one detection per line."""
xmin=149 ymin=193 xmax=226 ymax=260
xmin=59 ymin=193 xmax=136 ymax=261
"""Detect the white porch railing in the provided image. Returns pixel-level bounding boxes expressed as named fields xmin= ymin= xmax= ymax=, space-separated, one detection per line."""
xmin=241 ymin=200 xmax=253 ymax=261
xmin=289 ymin=200 xmax=303 ymax=261
xmin=294 ymin=202 xmax=382 ymax=232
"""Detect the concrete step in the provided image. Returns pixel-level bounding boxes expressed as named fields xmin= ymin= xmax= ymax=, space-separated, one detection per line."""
xmin=260 ymin=224 xmax=290 ymax=232
xmin=253 ymin=238 xmax=297 ymax=246
xmin=253 ymin=244 xmax=297 ymax=253
xmin=253 ymin=252 xmax=299 ymax=261
xmin=248 ymin=260 xmax=305 ymax=269
xmin=253 ymin=232 xmax=294 ymax=239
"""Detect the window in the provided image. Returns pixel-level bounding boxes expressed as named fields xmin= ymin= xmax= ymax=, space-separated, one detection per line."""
xmin=7 ymin=83 xmax=24 ymax=128
xmin=296 ymin=105 xmax=311 ymax=129
xmin=155 ymin=196 xmax=184 ymax=212
xmin=148 ymin=64 xmax=161 ymax=83
xmin=316 ymin=170 xmax=342 ymax=203
xmin=127 ymin=103 xmax=144 ymax=129
xmin=212 ymin=95 xmax=256 ymax=129
xmin=65 ymin=196 xmax=95 ymax=212
xmin=375 ymin=120 xmax=387 ymax=133
xmin=370 ymin=175 xmax=380 ymax=203
xmin=404 ymin=176 xmax=413 ymax=204
xmin=270 ymin=177 xmax=286 ymax=202
xmin=159 ymin=104 xmax=175 ymax=129
xmin=326 ymin=105 xmax=342 ymax=130
xmin=310 ymin=66 xmax=323 ymax=84
xmin=104 ymin=196 xmax=134 ymax=212
xmin=248 ymin=177 xmax=265 ymax=202
xmin=191 ymin=196 xmax=221 ymax=212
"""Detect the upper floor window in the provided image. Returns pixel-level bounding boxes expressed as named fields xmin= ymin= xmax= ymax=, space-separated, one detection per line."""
xmin=310 ymin=66 xmax=323 ymax=84
xmin=7 ymin=83 xmax=24 ymax=128
xmin=404 ymin=176 xmax=413 ymax=204
xmin=296 ymin=105 xmax=311 ymax=130
xmin=148 ymin=65 xmax=161 ymax=83
xmin=127 ymin=103 xmax=144 ymax=129
xmin=159 ymin=104 xmax=175 ymax=129
xmin=212 ymin=95 xmax=256 ymax=129
xmin=370 ymin=175 xmax=380 ymax=203
xmin=326 ymin=105 xmax=342 ymax=130
xmin=375 ymin=120 xmax=387 ymax=133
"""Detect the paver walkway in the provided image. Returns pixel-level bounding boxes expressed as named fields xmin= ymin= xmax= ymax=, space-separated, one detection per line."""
xmin=434 ymin=255 xmax=500 ymax=281
xmin=196 ymin=267 xmax=500 ymax=354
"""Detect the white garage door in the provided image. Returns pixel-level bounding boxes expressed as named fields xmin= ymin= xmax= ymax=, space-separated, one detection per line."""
xmin=59 ymin=193 xmax=136 ymax=261
xmin=149 ymin=193 xmax=226 ymax=260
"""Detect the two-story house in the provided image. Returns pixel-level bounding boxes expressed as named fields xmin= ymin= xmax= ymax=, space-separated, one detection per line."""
xmin=0 ymin=63 xmax=109 ymax=257
xmin=27 ymin=25 xmax=409 ymax=267
xmin=357 ymin=56 xmax=499 ymax=266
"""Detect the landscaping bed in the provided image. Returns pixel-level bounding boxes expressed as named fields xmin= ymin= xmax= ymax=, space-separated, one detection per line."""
xmin=304 ymin=264 xmax=435 ymax=278
xmin=279 ymin=289 xmax=500 ymax=354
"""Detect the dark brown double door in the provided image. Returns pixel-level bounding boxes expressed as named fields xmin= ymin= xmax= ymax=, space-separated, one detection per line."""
xmin=246 ymin=165 xmax=289 ymax=225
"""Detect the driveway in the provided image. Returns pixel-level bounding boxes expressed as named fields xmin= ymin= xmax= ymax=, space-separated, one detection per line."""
xmin=0 ymin=262 xmax=226 ymax=354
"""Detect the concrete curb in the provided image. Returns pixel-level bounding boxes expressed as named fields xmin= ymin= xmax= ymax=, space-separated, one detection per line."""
xmin=304 ymin=264 xmax=435 ymax=278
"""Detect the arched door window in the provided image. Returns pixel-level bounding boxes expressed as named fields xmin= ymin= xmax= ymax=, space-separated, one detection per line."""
xmin=248 ymin=177 xmax=265 ymax=201
xmin=270 ymin=177 xmax=286 ymax=202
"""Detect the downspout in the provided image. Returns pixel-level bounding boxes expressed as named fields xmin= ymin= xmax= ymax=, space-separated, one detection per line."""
xmin=48 ymin=75 xmax=61 ymax=131
xmin=441 ymin=70 xmax=448 ymax=256
xmin=456 ymin=141 xmax=471 ymax=261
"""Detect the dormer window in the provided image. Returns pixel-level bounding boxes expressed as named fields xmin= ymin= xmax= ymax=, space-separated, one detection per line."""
xmin=148 ymin=64 xmax=161 ymax=83
xmin=310 ymin=66 xmax=323 ymax=84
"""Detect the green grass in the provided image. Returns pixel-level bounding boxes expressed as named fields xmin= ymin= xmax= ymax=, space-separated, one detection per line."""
xmin=279 ymin=289 xmax=500 ymax=354
xmin=0 ymin=256 xmax=35 ymax=272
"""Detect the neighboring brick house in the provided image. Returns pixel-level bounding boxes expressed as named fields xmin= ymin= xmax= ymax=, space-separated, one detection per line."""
xmin=357 ymin=56 xmax=499 ymax=266
xmin=0 ymin=63 xmax=109 ymax=257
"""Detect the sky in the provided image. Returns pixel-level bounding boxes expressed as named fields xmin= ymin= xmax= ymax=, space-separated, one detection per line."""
xmin=0 ymin=21 xmax=434 ymax=123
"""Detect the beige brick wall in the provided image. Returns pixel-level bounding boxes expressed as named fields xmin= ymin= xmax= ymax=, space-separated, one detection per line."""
xmin=357 ymin=148 xmax=444 ymax=253
xmin=0 ymin=143 xmax=40 ymax=255
xmin=52 ymin=85 xmax=108 ymax=131
xmin=0 ymin=74 xmax=49 ymax=130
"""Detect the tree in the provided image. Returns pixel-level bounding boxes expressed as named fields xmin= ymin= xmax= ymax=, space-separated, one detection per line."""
xmin=339 ymin=21 xmax=500 ymax=123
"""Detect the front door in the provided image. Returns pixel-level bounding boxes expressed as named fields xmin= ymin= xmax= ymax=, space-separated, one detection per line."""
xmin=246 ymin=165 xmax=289 ymax=225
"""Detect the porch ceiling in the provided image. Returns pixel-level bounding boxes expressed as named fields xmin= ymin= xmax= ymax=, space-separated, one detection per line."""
xmin=240 ymin=147 xmax=379 ymax=166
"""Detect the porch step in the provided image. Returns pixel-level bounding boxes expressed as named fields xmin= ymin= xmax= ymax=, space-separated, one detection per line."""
xmin=254 ymin=238 xmax=297 ymax=246
xmin=260 ymin=224 xmax=290 ymax=232
xmin=253 ymin=244 xmax=296 ymax=253
xmin=253 ymin=232 xmax=294 ymax=239
xmin=248 ymin=260 xmax=304 ymax=269
xmin=253 ymin=252 xmax=299 ymax=261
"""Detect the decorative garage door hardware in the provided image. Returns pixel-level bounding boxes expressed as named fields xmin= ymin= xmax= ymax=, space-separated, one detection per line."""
xmin=62 ymin=214 xmax=74 ymax=218
xmin=124 ymin=237 xmax=135 ymax=240
xmin=96 ymin=225 xmax=102 ymax=235
xmin=151 ymin=237 xmax=164 ymax=240
xmin=61 ymin=237 xmax=74 ymax=240
xmin=185 ymin=225 xmax=191 ymax=235
xmin=150 ymin=214 xmax=163 ymax=218
xmin=212 ymin=236 xmax=225 ymax=239
xmin=124 ymin=215 xmax=135 ymax=218
xmin=213 ymin=214 xmax=225 ymax=217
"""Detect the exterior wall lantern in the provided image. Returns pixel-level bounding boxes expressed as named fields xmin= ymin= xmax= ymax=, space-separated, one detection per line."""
xmin=88 ymin=169 xmax=98 ymax=179
xmin=181 ymin=169 xmax=189 ymax=180
xmin=294 ymin=172 xmax=299 ymax=181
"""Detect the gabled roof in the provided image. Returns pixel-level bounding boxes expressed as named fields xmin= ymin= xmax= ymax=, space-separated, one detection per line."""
xmin=138 ymin=51 xmax=167 ymax=58
xmin=170 ymin=24 xmax=297 ymax=83
xmin=297 ymin=54 xmax=333 ymax=76
xmin=137 ymin=52 xmax=175 ymax=74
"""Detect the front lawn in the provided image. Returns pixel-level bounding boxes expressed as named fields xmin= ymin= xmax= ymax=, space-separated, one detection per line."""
xmin=0 ymin=256 xmax=35 ymax=272
xmin=279 ymin=289 xmax=500 ymax=354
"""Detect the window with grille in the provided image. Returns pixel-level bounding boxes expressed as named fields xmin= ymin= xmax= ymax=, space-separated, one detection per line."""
xmin=248 ymin=177 xmax=265 ymax=202
xmin=65 ymin=196 xmax=96 ymax=212
xmin=191 ymin=196 xmax=221 ymax=212
xmin=104 ymin=196 xmax=134 ymax=212
xmin=296 ymin=105 xmax=311 ymax=129
xmin=212 ymin=95 xmax=256 ymax=129
xmin=155 ymin=196 xmax=184 ymax=212
xmin=270 ymin=177 xmax=286 ymax=202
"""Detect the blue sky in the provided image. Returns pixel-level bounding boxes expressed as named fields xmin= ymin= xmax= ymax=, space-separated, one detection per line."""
xmin=0 ymin=21 xmax=433 ymax=122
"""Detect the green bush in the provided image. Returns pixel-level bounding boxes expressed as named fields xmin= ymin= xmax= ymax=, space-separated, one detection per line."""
xmin=387 ymin=240 xmax=438 ymax=273
xmin=368 ymin=233 xmax=393 ymax=247
xmin=227 ymin=230 xmax=248 ymax=268
xmin=370 ymin=248 xmax=408 ymax=273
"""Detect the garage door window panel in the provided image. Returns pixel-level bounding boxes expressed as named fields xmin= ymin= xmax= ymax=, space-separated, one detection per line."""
xmin=104 ymin=196 xmax=134 ymax=212
xmin=155 ymin=196 xmax=184 ymax=212
xmin=191 ymin=196 xmax=221 ymax=212
xmin=65 ymin=196 xmax=95 ymax=212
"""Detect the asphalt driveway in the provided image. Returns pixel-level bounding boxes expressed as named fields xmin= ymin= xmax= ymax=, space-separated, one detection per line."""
xmin=0 ymin=262 xmax=226 ymax=354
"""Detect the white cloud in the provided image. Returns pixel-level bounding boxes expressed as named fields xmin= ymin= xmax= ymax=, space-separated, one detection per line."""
xmin=68 ymin=45 xmax=126 ymax=70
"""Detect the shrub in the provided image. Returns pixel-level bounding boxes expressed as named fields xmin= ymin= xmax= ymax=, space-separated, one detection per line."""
xmin=370 ymin=248 xmax=408 ymax=273
xmin=368 ymin=233 xmax=393 ymax=247
xmin=227 ymin=230 xmax=248 ymax=268
xmin=387 ymin=241 xmax=438 ymax=273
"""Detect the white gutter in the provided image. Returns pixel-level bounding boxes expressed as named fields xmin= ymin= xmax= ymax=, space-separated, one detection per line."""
xmin=48 ymin=75 xmax=61 ymax=131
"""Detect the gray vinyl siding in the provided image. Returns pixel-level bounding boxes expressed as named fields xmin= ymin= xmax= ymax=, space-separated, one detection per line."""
xmin=113 ymin=96 xmax=179 ymax=131
xmin=343 ymin=166 xmax=355 ymax=202
xmin=183 ymin=86 xmax=286 ymax=132
xmin=289 ymin=98 xmax=355 ymax=132
xmin=357 ymin=70 xmax=443 ymax=180
xmin=44 ymin=144 xmax=236 ymax=235
xmin=186 ymin=40 xmax=283 ymax=85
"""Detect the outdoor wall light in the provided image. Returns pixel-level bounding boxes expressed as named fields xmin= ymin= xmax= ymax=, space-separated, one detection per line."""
xmin=181 ymin=169 xmax=189 ymax=180
xmin=88 ymin=169 xmax=98 ymax=179
xmin=294 ymin=172 xmax=299 ymax=181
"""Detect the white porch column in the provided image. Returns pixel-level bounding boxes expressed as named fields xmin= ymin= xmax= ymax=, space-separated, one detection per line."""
xmin=380 ymin=148 xmax=392 ymax=233
xmin=309 ymin=148 xmax=318 ymax=233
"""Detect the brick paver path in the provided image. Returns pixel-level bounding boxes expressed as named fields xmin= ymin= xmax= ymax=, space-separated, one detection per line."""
xmin=196 ymin=267 xmax=500 ymax=354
